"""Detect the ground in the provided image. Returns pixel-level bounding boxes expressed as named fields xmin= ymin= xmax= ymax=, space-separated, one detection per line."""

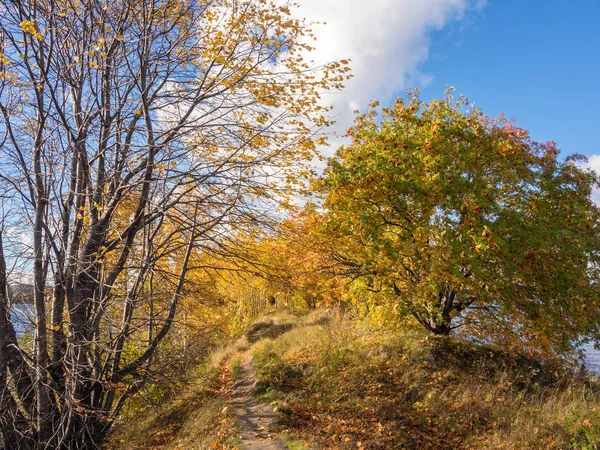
xmin=229 ymin=352 xmax=286 ymax=449
xmin=108 ymin=309 xmax=600 ymax=450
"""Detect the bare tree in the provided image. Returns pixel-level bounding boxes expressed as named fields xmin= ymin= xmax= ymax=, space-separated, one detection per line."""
xmin=0 ymin=0 xmax=347 ymax=447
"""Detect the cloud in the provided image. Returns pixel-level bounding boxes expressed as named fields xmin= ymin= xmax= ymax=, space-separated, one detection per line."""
xmin=579 ymin=154 xmax=600 ymax=204
xmin=292 ymin=0 xmax=486 ymax=147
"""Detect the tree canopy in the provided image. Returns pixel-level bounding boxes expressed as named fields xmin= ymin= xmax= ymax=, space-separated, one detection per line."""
xmin=321 ymin=92 xmax=600 ymax=356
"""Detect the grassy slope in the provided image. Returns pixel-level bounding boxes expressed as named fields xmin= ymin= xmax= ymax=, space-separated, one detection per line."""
xmin=108 ymin=309 xmax=600 ymax=450
xmin=107 ymin=355 xmax=241 ymax=450
xmin=251 ymin=310 xmax=600 ymax=450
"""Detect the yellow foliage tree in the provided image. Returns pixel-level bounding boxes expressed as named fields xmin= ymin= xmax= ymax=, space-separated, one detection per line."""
xmin=0 ymin=0 xmax=349 ymax=447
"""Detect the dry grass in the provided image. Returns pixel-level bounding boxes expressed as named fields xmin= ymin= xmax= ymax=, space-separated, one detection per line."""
xmin=250 ymin=313 xmax=600 ymax=450
xmin=107 ymin=360 xmax=240 ymax=450
xmin=108 ymin=310 xmax=600 ymax=449
xmin=106 ymin=310 xmax=312 ymax=450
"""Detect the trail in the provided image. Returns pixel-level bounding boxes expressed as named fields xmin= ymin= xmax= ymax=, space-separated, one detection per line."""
xmin=228 ymin=351 xmax=286 ymax=450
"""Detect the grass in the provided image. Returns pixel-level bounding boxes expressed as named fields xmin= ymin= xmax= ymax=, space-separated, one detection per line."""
xmin=108 ymin=309 xmax=600 ymax=449
xmin=107 ymin=360 xmax=240 ymax=450
xmin=230 ymin=356 xmax=241 ymax=381
xmin=277 ymin=433 xmax=308 ymax=450
xmin=210 ymin=338 xmax=247 ymax=369
xmin=106 ymin=310 xmax=310 ymax=450
xmin=249 ymin=311 xmax=600 ymax=450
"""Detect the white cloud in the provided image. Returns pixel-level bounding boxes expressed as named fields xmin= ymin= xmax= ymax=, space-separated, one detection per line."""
xmin=579 ymin=154 xmax=600 ymax=204
xmin=292 ymin=0 xmax=486 ymax=150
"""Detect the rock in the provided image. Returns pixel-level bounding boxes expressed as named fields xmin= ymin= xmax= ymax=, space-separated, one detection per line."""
xmin=284 ymin=363 xmax=312 ymax=378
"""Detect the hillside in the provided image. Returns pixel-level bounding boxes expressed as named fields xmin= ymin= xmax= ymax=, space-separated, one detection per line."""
xmin=108 ymin=310 xmax=600 ymax=450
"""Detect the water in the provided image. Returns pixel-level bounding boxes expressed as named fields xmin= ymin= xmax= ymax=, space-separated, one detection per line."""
xmin=10 ymin=303 xmax=34 ymax=337
xmin=583 ymin=342 xmax=600 ymax=374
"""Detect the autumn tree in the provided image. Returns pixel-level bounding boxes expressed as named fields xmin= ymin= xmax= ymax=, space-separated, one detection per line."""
xmin=265 ymin=204 xmax=344 ymax=309
xmin=321 ymin=91 xmax=600 ymax=356
xmin=0 ymin=0 xmax=348 ymax=447
xmin=175 ymin=204 xmax=344 ymax=332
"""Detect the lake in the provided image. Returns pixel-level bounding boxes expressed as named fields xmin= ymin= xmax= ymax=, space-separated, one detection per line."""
xmin=10 ymin=303 xmax=34 ymax=336
xmin=583 ymin=342 xmax=600 ymax=374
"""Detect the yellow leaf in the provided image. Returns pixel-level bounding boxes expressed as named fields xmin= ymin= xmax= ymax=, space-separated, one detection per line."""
xmin=115 ymin=33 xmax=123 ymax=41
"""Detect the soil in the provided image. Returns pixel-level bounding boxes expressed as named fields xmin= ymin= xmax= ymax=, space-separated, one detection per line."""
xmin=228 ymin=352 xmax=286 ymax=449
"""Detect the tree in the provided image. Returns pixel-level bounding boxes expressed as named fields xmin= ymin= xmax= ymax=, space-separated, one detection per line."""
xmin=267 ymin=203 xmax=344 ymax=309
xmin=321 ymin=91 xmax=600 ymax=356
xmin=0 ymin=0 xmax=349 ymax=447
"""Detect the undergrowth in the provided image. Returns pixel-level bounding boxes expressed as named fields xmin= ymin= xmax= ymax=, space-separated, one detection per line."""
xmin=107 ymin=309 xmax=600 ymax=450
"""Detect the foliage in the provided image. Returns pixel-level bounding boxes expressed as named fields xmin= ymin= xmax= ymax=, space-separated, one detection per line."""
xmin=320 ymin=90 xmax=600 ymax=357
xmin=0 ymin=0 xmax=349 ymax=447
xmin=263 ymin=204 xmax=346 ymax=310
xmin=179 ymin=205 xmax=345 ymax=329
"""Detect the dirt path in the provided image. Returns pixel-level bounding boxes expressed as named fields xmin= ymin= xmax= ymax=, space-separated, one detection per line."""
xmin=228 ymin=352 xmax=286 ymax=449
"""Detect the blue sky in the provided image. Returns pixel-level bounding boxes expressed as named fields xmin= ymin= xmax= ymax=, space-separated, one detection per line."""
xmin=296 ymin=0 xmax=600 ymax=165
xmin=418 ymin=0 xmax=600 ymax=159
